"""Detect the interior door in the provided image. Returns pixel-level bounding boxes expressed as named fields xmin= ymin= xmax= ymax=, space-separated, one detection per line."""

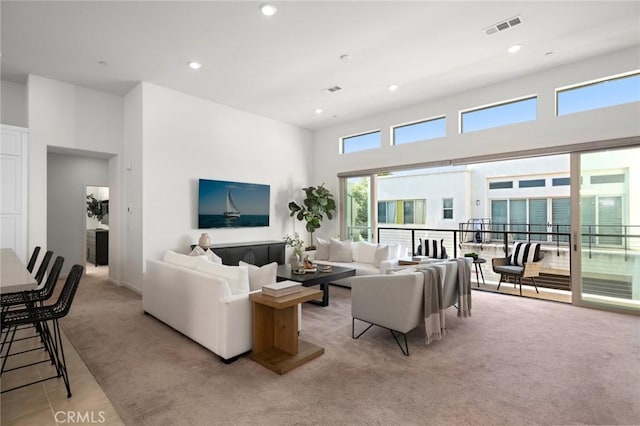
xmin=0 ymin=126 xmax=28 ymax=262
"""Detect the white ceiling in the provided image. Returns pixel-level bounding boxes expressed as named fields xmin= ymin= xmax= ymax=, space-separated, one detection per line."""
xmin=2 ymin=1 xmax=639 ymax=130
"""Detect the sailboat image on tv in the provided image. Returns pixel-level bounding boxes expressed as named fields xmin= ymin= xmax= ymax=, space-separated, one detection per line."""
xmin=223 ymin=190 xmax=241 ymax=218
xmin=198 ymin=179 xmax=270 ymax=229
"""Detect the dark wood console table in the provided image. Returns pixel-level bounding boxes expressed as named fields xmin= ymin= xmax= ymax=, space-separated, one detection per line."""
xmin=87 ymin=229 xmax=108 ymax=266
xmin=194 ymin=240 xmax=285 ymax=266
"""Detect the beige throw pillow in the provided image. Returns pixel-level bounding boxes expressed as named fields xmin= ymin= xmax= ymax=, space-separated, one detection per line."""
xmin=373 ymin=244 xmax=391 ymax=267
xmin=354 ymin=241 xmax=377 ymax=264
xmin=314 ymin=237 xmax=330 ymax=260
xmin=329 ymin=239 xmax=353 ymax=262
xmin=239 ymin=261 xmax=277 ymax=291
xmin=189 ymin=246 xmax=206 ymax=256
xmin=205 ymin=249 xmax=223 ymax=264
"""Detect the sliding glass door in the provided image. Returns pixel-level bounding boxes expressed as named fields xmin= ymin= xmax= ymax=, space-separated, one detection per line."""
xmin=343 ymin=176 xmax=372 ymax=241
xmin=572 ymin=146 xmax=640 ymax=312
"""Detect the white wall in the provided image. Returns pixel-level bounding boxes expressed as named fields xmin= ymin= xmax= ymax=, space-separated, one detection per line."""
xmin=312 ymin=47 xmax=640 ymax=239
xmin=136 ymin=82 xmax=313 ymax=291
xmin=377 ymin=167 xmax=470 ymax=230
xmin=48 ymin=153 xmax=109 ymax=274
xmin=122 ymin=84 xmax=143 ymax=290
xmin=1 ymin=80 xmax=28 ymax=127
xmin=27 ymin=75 xmax=124 ymax=281
xmin=26 ymin=76 xmax=314 ymax=292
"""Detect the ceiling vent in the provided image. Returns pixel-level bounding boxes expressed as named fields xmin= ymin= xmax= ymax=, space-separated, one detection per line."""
xmin=322 ymin=85 xmax=342 ymax=93
xmin=484 ymin=15 xmax=522 ymax=36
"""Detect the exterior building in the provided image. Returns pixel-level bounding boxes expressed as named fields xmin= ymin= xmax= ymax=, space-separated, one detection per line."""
xmin=368 ymin=150 xmax=640 ymax=301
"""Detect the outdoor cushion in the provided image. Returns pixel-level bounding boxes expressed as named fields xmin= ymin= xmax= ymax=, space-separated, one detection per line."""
xmin=416 ymin=238 xmax=447 ymax=259
xmin=493 ymin=265 xmax=524 ymax=275
xmin=509 ymin=242 xmax=540 ymax=266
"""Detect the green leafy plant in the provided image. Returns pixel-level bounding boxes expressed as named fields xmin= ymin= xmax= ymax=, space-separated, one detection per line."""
xmin=86 ymin=194 xmax=104 ymax=222
xmin=288 ymin=184 xmax=336 ymax=250
xmin=284 ymin=232 xmax=305 ymax=257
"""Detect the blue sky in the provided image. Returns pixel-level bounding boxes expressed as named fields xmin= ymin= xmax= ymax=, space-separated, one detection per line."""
xmin=343 ymin=73 xmax=639 ymax=152
xmin=394 ymin=117 xmax=446 ymax=145
xmin=198 ymin=179 xmax=270 ymax=215
xmin=557 ymin=73 xmax=640 ymax=115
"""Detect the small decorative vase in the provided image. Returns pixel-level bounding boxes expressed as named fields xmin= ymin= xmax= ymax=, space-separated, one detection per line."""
xmin=198 ymin=233 xmax=211 ymax=249
xmin=289 ymin=252 xmax=300 ymax=269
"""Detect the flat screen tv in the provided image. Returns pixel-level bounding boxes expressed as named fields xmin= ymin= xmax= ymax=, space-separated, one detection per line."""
xmin=198 ymin=179 xmax=270 ymax=229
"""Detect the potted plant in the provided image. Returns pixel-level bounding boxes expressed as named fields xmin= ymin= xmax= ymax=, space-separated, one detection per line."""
xmin=464 ymin=252 xmax=479 ymax=261
xmin=288 ymin=184 xmax=336 ymax=250
xmin=86 ymin=194 xmax=105 ymax=222
xmin=284 ymin=232 xmax=305 ymax=266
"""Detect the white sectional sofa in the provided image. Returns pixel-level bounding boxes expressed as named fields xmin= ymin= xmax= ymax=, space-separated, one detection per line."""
xmin=143 ymin=251 xmax=285 ymax=363
xmin=308 ymin=238 xmax=406 ymax=288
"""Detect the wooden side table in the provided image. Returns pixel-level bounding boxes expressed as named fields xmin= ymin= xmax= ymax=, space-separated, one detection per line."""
xmin=249 ymin=287 xmax=324 ymax=374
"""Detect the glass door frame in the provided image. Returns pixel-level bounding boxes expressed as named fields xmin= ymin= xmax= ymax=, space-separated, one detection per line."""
xmin=570 ymin=149 xmax=639 ymax=314
xmin=340 ymin=175 xmax=377 ymax=242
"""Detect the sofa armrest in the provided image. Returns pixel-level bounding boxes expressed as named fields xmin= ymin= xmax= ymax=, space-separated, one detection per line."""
xmin=351 ymin=273 xmax=424 ymax=334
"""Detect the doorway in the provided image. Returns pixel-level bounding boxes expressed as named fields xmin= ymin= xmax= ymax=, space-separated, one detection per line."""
xmin=85 ymin=185 xmax=109 ymax=276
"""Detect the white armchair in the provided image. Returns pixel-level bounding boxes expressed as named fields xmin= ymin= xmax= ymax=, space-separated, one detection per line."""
xmin=351 ymin=272 xmax=424 ymax=356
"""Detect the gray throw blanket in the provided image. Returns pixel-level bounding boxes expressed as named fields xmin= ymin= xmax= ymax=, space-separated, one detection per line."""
xmin=420 ymin=267 xmax=445 ymax=344
xmin=455 ymin=258 xmax=472 ymax=317
xmin=435 ymin=261 xmax=458 ymax=309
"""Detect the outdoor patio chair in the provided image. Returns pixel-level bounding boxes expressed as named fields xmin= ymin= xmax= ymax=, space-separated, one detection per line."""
xmin=492 ymin=242 xmax=543 ymax=296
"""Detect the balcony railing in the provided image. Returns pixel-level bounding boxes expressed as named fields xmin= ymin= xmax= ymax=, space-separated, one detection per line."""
xmin=458 ymin=222 xmax=640 ymax=261
xmin=350 ymin=223 xmax=639 ymax=262
xmin=376 ymin=225 xmax=639 ymax=301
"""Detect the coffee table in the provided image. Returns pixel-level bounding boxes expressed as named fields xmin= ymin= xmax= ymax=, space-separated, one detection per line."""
xmin=276 ymin=264 xmax=356 ymax=307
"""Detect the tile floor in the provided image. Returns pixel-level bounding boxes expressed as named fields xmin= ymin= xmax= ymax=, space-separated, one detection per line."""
xmin=1 ymin=286 xmax=122 ymax=425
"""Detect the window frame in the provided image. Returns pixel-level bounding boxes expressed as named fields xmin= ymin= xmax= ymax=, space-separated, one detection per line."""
xmin=459 ymin=95 xmax=538 ymax=134
xmin=555 ymin=70 xmax=640 ymax=116
xmin=490 ymin=196 xmax=569 ymax=243
xmin=442 ymin=198 xmax=454 ymax=220
xmin=377 ymin=199 xmax=425 ymax=225
xmin=391 ymin=115 xmax=446 ymax=146
xmin=340 ymin=130 xmax=381 ymax=154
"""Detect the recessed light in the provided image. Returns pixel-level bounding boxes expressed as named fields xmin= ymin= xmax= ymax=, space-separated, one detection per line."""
xmin=388 ymin=84 xmax=399 ymax=92
xmin=188 ymin=61 xmax=202 ymax=70
xmin=260 ymin=4 xmax=277 ymax=16
xmin=507 ymin=44 xmax=522 ymax=54
xmin=315 ymin=108 xmax=323 ymax=114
